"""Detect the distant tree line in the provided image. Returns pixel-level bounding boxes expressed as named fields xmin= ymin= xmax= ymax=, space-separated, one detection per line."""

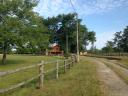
xmin=0 ymin=0 xmax=96 ymax=64
xmin=102 ymin=26 xmax=128 ymax=53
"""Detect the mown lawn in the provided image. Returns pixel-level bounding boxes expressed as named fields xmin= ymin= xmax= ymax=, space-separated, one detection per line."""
xmin=0 ymin=55 xmax=64 ymax=89
xmin=0 ymin=54 xmax=64 ymax=71
xmin=0 ymin=55 xmax=103 ymax=96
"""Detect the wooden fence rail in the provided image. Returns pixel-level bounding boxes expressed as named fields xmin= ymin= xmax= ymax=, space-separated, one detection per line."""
xmin=0 ymin=63 xmax=42 ymax=77
xmin=87 ymin=53 xmax=128 ymax=57
xmin=0 ymin=55 xmax=77 ymax=94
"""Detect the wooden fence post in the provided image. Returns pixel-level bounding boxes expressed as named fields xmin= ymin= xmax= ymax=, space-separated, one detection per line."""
xmin=56 ymin=60 xmax=59 ymax=79
xmin=75 ymin=55 xmax=77 ymax=63
xmin=64 ymin=60 xmax=67 ymax=73
xmin=39 ymin=61 xmax=44 ymax=89
xmin=71 ymin=56 xmax=74 ymax=67
xmin=67 ymin=59 xmax=70 ymax=69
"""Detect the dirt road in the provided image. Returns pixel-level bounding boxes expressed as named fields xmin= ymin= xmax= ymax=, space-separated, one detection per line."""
xmin=88 ymin=57 xmax=128 ymax=96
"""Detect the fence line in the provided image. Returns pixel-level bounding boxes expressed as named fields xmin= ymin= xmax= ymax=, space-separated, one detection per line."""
xmin=56 ymin=60 xmax=59 ymax=79
xmin=0 ymin=74 xmax=41 ymax=93
xmin=0 ymin=63 xmax=42 ymax=77
xmin=0 ymin=55 xmax=77 ymax=94
xmin=87 ymin=53 xmax=128 ymax=57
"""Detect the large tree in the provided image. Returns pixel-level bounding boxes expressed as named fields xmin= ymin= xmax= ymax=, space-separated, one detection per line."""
xmin=44 ymin=13 xmax=96 ymax=54
xmin=88 ymin=31 xmax=96 ymax=52
xmin=121 ymin=26 xmax=128 ymax=52
xmin=102 ymin=26 xmax=128 ymax=53
xmin=113 ymin=31 xmax=122 ymax=52
xmin=0 ymin=0 xmax=49 ymax=64
xmin=16 ymin=14 xmax=49 ymax=54
xmin=102 ymin=41 xmax=114 ymax=53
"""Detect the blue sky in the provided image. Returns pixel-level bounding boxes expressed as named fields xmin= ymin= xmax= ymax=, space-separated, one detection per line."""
xmin=34 ymin=0 xmax=128 ymax=49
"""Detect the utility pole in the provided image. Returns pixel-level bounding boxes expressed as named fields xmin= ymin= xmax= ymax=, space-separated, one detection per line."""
xmin=76 ymin=13 xmax=79 ymax=62
xmin=66 ymin=31 xmax=69 ymax=58
xmin=69 ymin=0 xmax=79 ymax=62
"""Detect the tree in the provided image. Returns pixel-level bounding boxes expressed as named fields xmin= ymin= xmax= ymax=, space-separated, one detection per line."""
xmin=112 ymin=26 xmax=128 ymax=52
xmin=0 ymin=0 xmax=39 ymax=64
xmin=102 ymin=26 xmax=128 ymax=53
xmin=113 ymin=31 xmax=122 ymax=52
xmin=16 ymin=14 xmax=49 ymax=54
xmin=121 ymin=26 xmax=128 ymax=52
xmin=43 ymin=13 xmax=96 ymax=55
xmin=88 ymin=31 xmax=96 ymax=52
xmin=102 ymin=41 xmax=114 ymax=53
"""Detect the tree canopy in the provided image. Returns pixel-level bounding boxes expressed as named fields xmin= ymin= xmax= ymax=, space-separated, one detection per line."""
xmin=102 ymin=26 xmax=128 ymax=53
xmin=43 ymin=13 xmax=96 ymax=54
xmin=0 ymin=0 xmax=49 ymax=64
xmin=0 ymin=0 xmax=96 ymax=64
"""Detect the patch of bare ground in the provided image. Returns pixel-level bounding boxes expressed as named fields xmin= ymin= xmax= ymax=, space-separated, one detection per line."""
xmin=90 ymin=57 xmax=128 ymax=96
xmin=100 ymin=59 xmax=128 ymax=84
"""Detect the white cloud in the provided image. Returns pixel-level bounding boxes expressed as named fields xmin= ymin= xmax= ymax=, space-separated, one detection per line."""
xmin=87 ymin=31 xmax=115 ymax=49
xmin=95 ymin=31 xmax=115 ymax=49
xmin=33 ymin=0 xmax=128 ymax=49
xmin=34 ymin=0 xmax=128 ymax=17
xmin=34 ymin=0 xmax=72 ymax=17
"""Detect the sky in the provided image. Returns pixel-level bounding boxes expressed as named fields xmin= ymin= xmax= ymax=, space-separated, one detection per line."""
xmin=34 ymin=0 xmax=128 ymax=49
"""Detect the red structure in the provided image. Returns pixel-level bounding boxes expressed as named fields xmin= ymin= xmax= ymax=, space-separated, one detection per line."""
xmin=49 ymin=44 xmax=63 ymax=55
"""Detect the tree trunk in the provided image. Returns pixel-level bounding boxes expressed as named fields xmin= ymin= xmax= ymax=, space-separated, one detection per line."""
xmin=65 ymin=31 xmax=69 ymax=58
xmin=2 ymin=50 xmax=7 ymax=65
xmin=2 ymin=42 xmax=7 ymax=65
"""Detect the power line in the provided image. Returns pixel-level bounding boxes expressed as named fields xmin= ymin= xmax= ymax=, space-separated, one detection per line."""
xmin=69 ymin=0 xmax=80 ymax=62
xmin=69 ymin=0 xmax=77 ymax=13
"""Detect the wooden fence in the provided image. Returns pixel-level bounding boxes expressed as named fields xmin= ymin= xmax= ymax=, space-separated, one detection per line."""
xmin=87 ymin=53 xmax=128 ymax=57
xmin=0 ymin=55 xmax=77 ymax=94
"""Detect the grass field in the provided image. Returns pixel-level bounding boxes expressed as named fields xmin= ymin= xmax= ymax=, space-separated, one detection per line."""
xmin=0 ymin=55 xmax=103 ymax=96
xmin=0 ymin=54 xmax=64 ymax=71
xmin=118 ymin=57 xmax=128 ymax=68
xmin=0 ymin=55 xmax=64 ymax=89
xmin=108 ymin=57 xmax=128 ymax=69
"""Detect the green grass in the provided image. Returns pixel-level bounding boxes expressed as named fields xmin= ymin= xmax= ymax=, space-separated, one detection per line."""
xmin=103 ymin=60 xmax=128 ymax=85
xmin=108 ymin=57 xmax=128 ymax=69
xmin=0 ymin=55 xmax=64 ymax=89
xmin=118 ymin=57 xmax=128 ymax=68
xmin=0 ymin=54 xmax=64 ymax=71
xmin=0 ymin=55 xmax=103 ymax=96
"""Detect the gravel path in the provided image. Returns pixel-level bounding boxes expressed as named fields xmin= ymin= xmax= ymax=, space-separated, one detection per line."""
xmin=90 ymin=57 xmax=128 ymax=96
xmin=100 ymin=59 xmax=128 ymax=82
xmin=0 ymin=72 xmax=5 ymax=76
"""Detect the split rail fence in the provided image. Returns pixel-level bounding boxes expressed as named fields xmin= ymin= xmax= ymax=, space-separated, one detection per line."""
xmin=86 ymin=53 xmax=128 ymax=59
xmin=87 ymin=53 xmax=128 ymax=57
xmin=0 ymin=55 xmax=77 ymax=94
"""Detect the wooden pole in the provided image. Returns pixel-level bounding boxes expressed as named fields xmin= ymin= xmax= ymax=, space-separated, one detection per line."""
xmin=74 ymin=55 xmax=77 ymax=63
xmin=39 ymin=61 xmax=44 ymax=89
xmin=64 ymin=60 xmax=67 ymax=73
xmin=68 ymin=59 xmax=71 ymax=69
xmin=56 ymin=60 xmax=59 ymax=79
xmin=76 ymin=13 xmax=79 ymax=62
xmin=66 ymin=32 xmax=69 ymax=57
xmin=71 ymin=56 xmax=74 ymax=67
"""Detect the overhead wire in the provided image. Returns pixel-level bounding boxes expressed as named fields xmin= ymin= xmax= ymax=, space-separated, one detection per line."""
xmin=69 ymin=0 xmax=80 ymax=62
xmin=69 ymin=0 xmax=77 ymax=13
